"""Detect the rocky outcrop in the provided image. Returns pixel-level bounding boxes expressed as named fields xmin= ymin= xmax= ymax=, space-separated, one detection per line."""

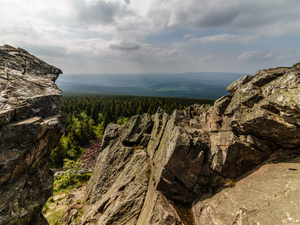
xmin=0 ymin=45 xmax=64 ymax=225
xmin=63 ymin=62 xmax=300 ymax=225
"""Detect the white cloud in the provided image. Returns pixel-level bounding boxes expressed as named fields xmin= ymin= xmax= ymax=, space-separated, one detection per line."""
xmin=237 ymin=47 xmax=300 ymax=65
xmin=183 ymin=34 xmax=192 ymax=39
xmin=237 ymin=51 xmax=268 ymax=61
xmin=189 ymin=34 xmax=258 ymax=43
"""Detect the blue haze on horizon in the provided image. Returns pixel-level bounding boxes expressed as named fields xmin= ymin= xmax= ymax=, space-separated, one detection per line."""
xmin=55 ymin=72 xmax=244 ymax=99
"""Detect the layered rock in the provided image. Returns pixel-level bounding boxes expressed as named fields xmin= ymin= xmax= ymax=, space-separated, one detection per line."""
xmin=63 ymin=62 xmax=300 ymax=225
xmin=0 ymin=45 xmax=64 ymax=225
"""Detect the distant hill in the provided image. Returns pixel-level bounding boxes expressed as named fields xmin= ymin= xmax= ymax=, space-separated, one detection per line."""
xmin=56 ymin=72 xmax=245 ymax=99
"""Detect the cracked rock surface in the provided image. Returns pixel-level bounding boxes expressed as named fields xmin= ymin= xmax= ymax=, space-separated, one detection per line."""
xmin=0 ymin=45 xmax=64 ymax=225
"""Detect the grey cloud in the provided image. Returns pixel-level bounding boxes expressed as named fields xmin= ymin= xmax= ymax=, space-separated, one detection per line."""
xmin=194 ymin=7 xmax=240 ymax=28
xmin=71 ymin=0 xmax=300 ymax=40
xmin=108 ymin=41 xmax=141 ymax=51
xmin=77 ymin=1 xmax=127 ymax=25
xmin=163 ymin=0 xmax=300 ymax=33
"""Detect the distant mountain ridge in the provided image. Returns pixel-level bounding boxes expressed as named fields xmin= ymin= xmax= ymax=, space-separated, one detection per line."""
xmin=56 ymin=72 xmax=244 ymax=99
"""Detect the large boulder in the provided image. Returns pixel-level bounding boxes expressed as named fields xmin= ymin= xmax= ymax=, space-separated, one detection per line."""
xmin=0 ymin=45 xmax=64 ymax=225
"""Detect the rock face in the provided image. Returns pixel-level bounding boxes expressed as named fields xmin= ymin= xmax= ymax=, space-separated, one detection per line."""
xmin=63 ymin=63 xmax=300 ymax=225
xmin=0 ymin=45 xmax=64 ymax=225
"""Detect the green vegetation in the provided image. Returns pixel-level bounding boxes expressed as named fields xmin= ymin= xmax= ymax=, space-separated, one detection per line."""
xmin=43 ymin=161 xmax=91 ymax=225
xmin=53 ymin=173 xmax=92 ymax=193
xmin=54 ymin=159 xmax=91 ymax=193
xmin=44 ymin=170 xmax=91 ymax=225
xmin=51 ymin=94 xmax=214 ymax=167
xmin=46 ymin=210 xmax=64 ymax=225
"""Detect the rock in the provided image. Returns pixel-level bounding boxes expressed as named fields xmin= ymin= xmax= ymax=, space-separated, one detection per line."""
xmin=137 ymin=191 xmax=182 ymax=225
xmin=0 ymin=45 xmax=64 ymax=225
xmin=79 ymin=114 xmax=152 ymax=225
xmin=121 ymin=114 xmax=153 ymax=145
xmin=226 ymin=75 xmax=252 ymax=95
xmin=213 ymin=95 xmax=231 ymax=115
xmin=147 ymin=107 xmax=169 ymax=159
xmin=64 ymin=62 xmax=300 ymax=225
xmin=152 ymin=110 xmax=207 ymax=204
xmin=229 ymin=67 xmax=300 ymax=148
xmin=192 ymin=156 xmax=300 ymax=225
xmin=101 ymin=123 xmax=124 ymax=149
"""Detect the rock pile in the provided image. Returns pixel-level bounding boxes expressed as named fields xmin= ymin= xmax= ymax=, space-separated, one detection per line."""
xmin=0 ymin=45 xmax=64 ymax=225
xmin=64 ymin=62 xmax=300 ymax=225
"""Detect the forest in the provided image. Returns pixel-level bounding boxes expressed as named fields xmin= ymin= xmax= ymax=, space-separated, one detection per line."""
xmin=50 ymin=94 xmax=214 ymax=167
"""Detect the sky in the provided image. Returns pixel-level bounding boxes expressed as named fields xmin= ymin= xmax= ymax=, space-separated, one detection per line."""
xmin=1 ymin=0 xmax=300 ymax=74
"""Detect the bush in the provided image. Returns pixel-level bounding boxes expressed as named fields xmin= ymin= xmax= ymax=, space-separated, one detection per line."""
xmin=63 ymin=158 xmax=82 ymax=185
xmin=54 ymin=159 xmax=82 ymax=192
xmin=117 ymin=117 xmax=129 ymax=125
xmin=76 ymin=173 xmax=92 ymax=182
xmin=50 ymin=135 xmax=84 ymax=168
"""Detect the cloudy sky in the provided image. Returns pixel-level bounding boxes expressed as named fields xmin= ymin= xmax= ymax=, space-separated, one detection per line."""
xmin=1 ymin=0 xmax=300 ymax=74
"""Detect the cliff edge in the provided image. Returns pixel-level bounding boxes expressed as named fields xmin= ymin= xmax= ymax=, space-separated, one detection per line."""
xmin=62 ymin=62 xmax=300 ymax=225
xmin=0 ymin=45 xmax=64 ymax=225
